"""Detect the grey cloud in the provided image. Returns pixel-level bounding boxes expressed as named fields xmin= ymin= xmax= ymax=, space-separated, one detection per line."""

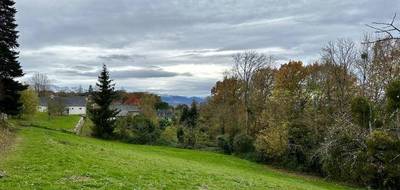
xmin=58 ymin=68 xmax=192 ymax=79
xmin=71 ymin=65 xmax=94 ymax=71
xmin=98 ymin=54 xmax=146 ymax=61
xmin=15 ymin=0 xmax=400 ymax=96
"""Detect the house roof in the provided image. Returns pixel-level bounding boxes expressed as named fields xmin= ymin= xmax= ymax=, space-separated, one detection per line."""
xmin=39 ymin=96 xmax=87 ymax=107
xmin=123 ymin=96 xmax=141 ymax=106
xmin=111 ymin=104 xmax=140 ymax=117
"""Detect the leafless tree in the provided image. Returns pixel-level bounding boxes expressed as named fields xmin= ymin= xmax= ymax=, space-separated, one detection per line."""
xmin=28 ymin=72 xmax=50 ymax=97
xmin=232 ymin=51 xmax=274 ymax=133
xmin=356 ymin=34 xmax=374 ymax=97
xmin=322 ymin=39 xmax=357 ymax=113
xmin=366 ymin=13 xmax=400 ymax=43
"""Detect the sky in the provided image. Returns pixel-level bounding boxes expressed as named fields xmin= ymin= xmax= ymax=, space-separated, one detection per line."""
xmin=16 ymin=0 xmax=400 ymax=96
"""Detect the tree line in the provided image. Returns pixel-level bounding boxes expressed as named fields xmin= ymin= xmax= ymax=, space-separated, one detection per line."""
xmin=197 ymin=37 xmax=400 ymax=188
xmin=87 ymin=36 xmax=400 ymax=189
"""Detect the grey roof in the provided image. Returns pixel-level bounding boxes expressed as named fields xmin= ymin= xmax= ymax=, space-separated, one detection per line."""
xmin=39 ymin=96 xmax=87 ymax=107
xmin=111 ymin=104 xmax=140 ymax=117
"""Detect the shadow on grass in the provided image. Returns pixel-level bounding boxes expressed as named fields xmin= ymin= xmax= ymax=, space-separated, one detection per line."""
xmin=16 ymin=121 xmax=75 ymax=135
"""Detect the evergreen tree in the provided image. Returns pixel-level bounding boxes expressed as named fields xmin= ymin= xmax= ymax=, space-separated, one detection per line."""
xmin=179 ymin=101 xmax=198 ymax=147
xmin=88 ymin=85 xmax=93 ymax=94
xmin=89 ymin=64 xmax=119 ymax=139
xmin=188 ymin=100 xmax=198 ymax=128
xmin=0 ymin=0 xmax=26 ymax=116
xmin=187 ymin=100 xmax=198 ymax=147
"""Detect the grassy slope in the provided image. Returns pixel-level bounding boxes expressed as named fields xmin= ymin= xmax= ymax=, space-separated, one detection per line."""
xmin=0 ymin=115 xmax=360 ymax=190
xmin=30 ymin=112 xmax=81 ymax=131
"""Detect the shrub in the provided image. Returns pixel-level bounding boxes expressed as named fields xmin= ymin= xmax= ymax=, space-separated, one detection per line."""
xmin=216 ymin=135 xmax=232 ymax=154
xmin=158 ymin=126 xmax=178 ymax=146
xmin=159 ymin=118 xmax=173 ymax=129
xmin=351 ymin=97 xmax=372 ymax=129
xmin=319 ymin=119 xmax=368 ymax=185
xmin=185 ymin=130 xmax=196 ymax=148
xmin=364 ymin=130 xmax=400 ymax=189
xmin=19 ymin=89 xmax=39 ymax=117
xmin=386 ymin=80 xmax=400 ymax=113
xmin=255 ymin=124 xmax=288 ymax=160
xmin=232 ymin=133 xmax=254 ymax=154
xmin=195 ymin=130 xmax=214 ymax=148
xmin=285 ymin=122 xmax=317 ymax=171
xmin=177 ymin=127 xmax=185 ymax=144
xmin=115 ymin=115 xmax=161 ymax=144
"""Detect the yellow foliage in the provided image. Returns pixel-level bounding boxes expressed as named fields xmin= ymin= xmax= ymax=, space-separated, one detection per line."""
xmin=255 ymin=123 xmax=288 ymax=159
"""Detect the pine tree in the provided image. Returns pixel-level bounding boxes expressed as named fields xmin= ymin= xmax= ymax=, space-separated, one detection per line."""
xmin=0 ymin=0 xmax=27 ymax=116
xmin=89 ymin=64 xmax=119 ymax=139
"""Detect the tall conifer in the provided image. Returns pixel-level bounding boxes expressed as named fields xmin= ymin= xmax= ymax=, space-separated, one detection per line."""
xmin=89 ymin=64 xmax=119 ymax=138
xmin=0 ymin=0 xmax=26 ymax=116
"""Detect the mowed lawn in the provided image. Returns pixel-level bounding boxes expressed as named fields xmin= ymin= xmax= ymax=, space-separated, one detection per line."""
xmin=15 ymin=112 xmax=81 ymax=131
xmin=0 ymin=116 xmax=360 ymax=190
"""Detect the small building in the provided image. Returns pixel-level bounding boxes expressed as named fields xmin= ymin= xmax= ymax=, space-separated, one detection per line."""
xmin=111 ymin=104 xmax=140 ymax=117
xmin=157 ymin=109 xmax=174 ymax=119
xmin=39 ymin=96 xmax=87 ymax=115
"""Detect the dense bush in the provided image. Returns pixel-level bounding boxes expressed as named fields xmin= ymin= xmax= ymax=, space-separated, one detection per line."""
xmin=159 ymin=118 xmax=173 ymax=129
xmin=176 ymin=127 xmax=185 ymax=144
xmin=386 ymin=80 xmax=400 ymax=113
xmin=285 ymin=122 xmax=318 ymax=171
xmin=319 ymin=123 xmax=367 ymax=183
xmin=232 ymin=133 xmax=254 ymax=154
xmin=195 ymin=131 xmax=214 ymax=148
xmin=216 ymin=135 xmax=232 ymax=154
xmin=255 ymin=124 xmax=288 ymax=160
xmin=351 ymin=97 xmax=372 ymax=129
xmin=158 ymin=126 xmax=178 ymax=146
xmin=364 ymin=130 xmax=400 ymax=189
xmin=115 ymin=115 xmax=160 ymax=144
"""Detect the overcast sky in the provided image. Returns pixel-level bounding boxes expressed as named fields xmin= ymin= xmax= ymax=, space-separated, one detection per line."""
xmin=16 ymin=0 xmax=400 ymax=96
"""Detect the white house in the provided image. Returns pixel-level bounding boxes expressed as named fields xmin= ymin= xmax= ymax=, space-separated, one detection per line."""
xmin=39 ymin=96 xmax=87 ymax=115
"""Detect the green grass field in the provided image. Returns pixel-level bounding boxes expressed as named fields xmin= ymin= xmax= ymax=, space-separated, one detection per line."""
xmin=0 ymin=114 xmax=360 ymax=190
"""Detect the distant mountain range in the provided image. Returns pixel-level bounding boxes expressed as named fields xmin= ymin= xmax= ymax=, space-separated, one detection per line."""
xmin=161 ymin=95 xmax=206 ymax=106
xmin=48 ymin=85 xmax=207 ymax=106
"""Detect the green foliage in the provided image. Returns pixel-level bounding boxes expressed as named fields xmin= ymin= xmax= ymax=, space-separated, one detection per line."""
xmin=216 ymin=135 xmax=232 ymax=154
xmin=177 ymin=127 xmax=185 ymax=144
xmin=89 ymin=64 xmax=119 ymax=139
xmin=386 ymin=80 xmax=400 ymax=113
xmin=19 ymin=89 xmax=39 ymax=117
xmin=364 ymin=130 xmax=400 ymax=189
xmin=194 ymin=130 xmax=213 ymax=148
xmin=180 ymin=101 xmax=198 ymax=129
xmin=232 ymin=133 xmax=254 ymax=154
xmin=319 ymin=120 xmax=367 ymax=184
xmin=115 ymin=115 xmax=160 ymax=144
xmin=285 ymin=122 xmax=318 ymax=171
xmin=0 ymin=0 xmax=27 ymax=116
xmin=159 ymin=118 xmax=173 ymax=129
xmin=158 ymin=126 xmax=178 ymax=146
xmin=47 ymin=97 xmax=66 ymax=116
xmin=155 ymin=101 xmax=169 ymax=110
xmin=351 ymin=97 xmax=372 ymax=129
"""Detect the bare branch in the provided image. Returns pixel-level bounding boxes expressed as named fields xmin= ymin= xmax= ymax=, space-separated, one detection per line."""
xmin=365 ymin=13 xmax=400 ymax=43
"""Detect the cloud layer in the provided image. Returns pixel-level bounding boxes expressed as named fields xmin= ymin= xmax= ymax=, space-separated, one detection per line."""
xmin=15 ymin=0 xmax=400 ymax=96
